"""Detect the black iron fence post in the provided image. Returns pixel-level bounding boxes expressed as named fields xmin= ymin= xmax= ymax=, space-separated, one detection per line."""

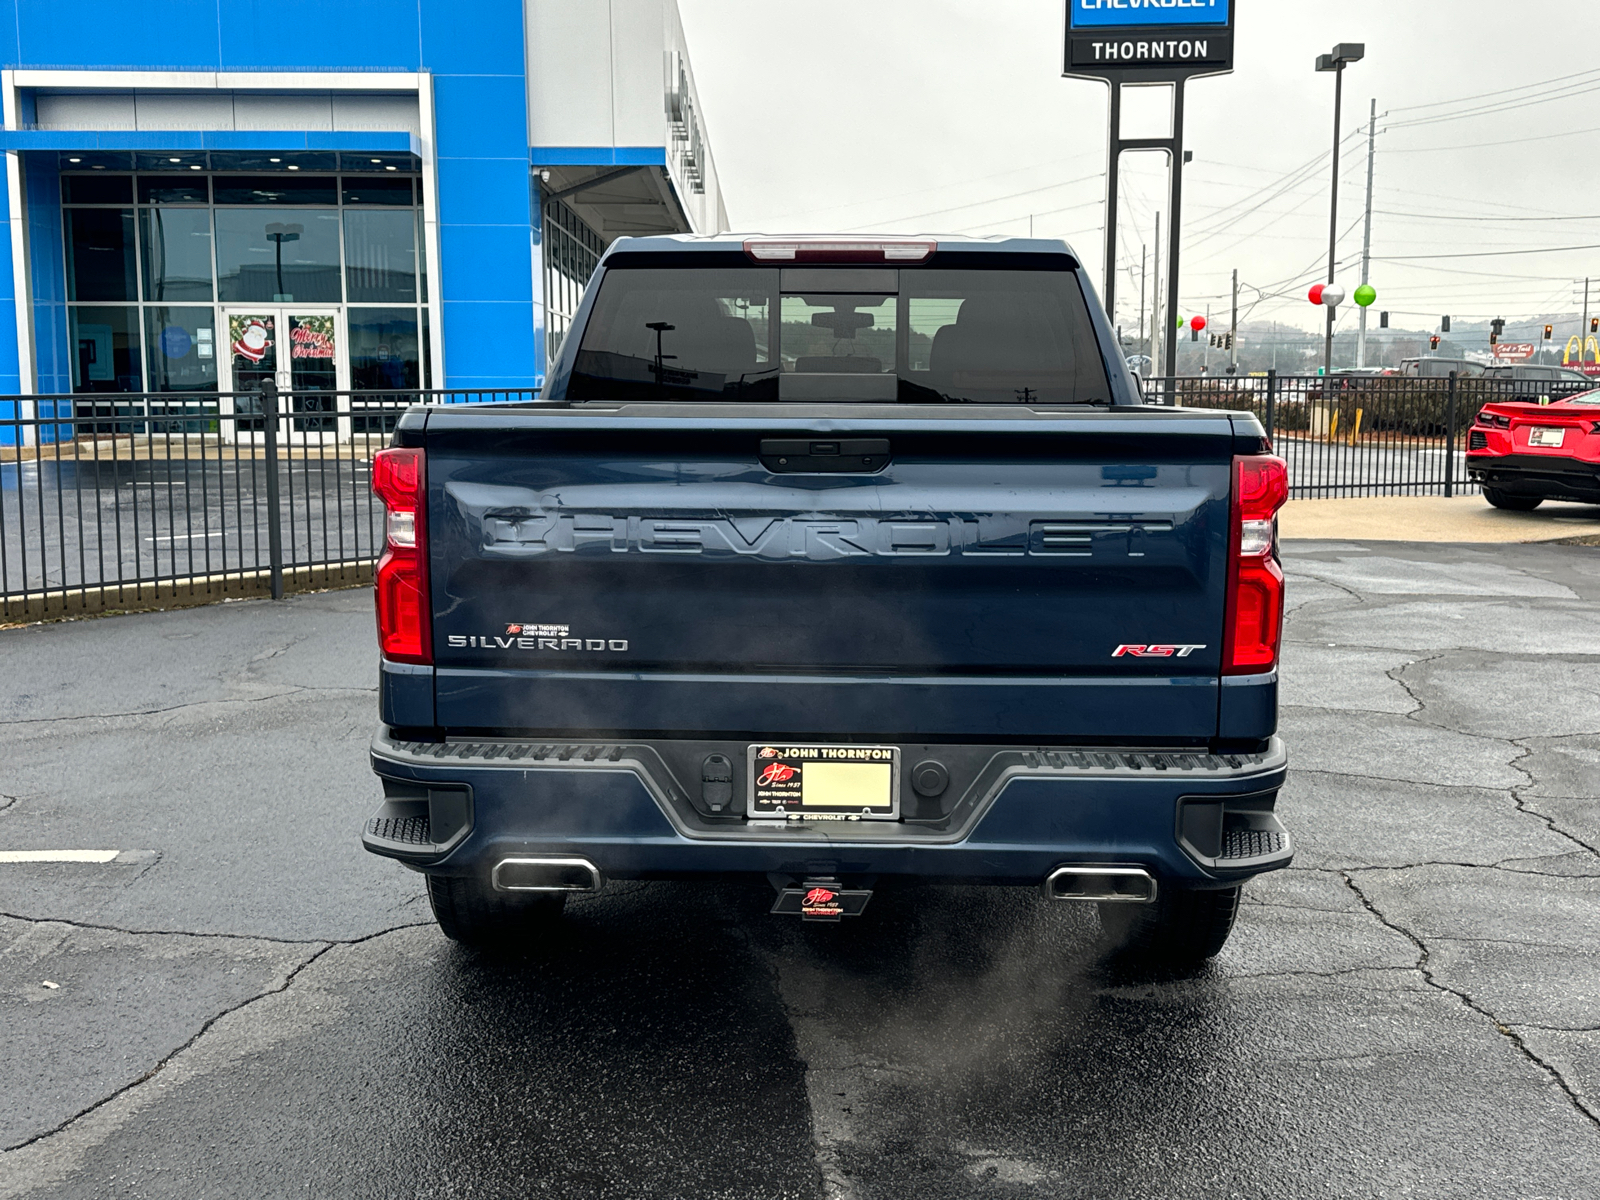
xmin=1265 ymin=370 xmax=1277 ymax=444
xmin=261 ymin=380 xmax=285 ymax=600
xmin=1445 ymin=371 xmax=1457 ymax=499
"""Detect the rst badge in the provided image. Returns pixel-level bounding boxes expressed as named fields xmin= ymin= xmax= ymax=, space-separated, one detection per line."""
xmin=1113 ymin=644 xmax=1207 ymax=658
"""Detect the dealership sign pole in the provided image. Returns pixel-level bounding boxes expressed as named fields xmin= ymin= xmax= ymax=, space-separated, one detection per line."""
xmin=1064 ymin=0 xmax=1236 ymax=390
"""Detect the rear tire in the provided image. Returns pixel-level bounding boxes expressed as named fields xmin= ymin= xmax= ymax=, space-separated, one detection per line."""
xmin=1097 ymin=885 xmax=1240 ymax=973
xmin=1483 ymin=487 xmax=1543 ymax=511
xmin=427 ymin=874 xmax=566 ymax=947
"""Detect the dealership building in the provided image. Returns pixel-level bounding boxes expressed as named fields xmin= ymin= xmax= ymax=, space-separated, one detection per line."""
xmin=0 ymin=0 xmax=726 ymax=421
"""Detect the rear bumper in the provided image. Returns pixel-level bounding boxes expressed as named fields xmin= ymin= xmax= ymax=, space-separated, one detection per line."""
xmin=1467 ymin=452 xmax=1600 ymax=502
xmin=365 ymin=732 xmax=1292 ymax=887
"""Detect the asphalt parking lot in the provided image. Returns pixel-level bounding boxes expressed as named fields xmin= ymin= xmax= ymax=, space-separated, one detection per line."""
xmin=2 ymin=541 xmax=1599 ymax=1198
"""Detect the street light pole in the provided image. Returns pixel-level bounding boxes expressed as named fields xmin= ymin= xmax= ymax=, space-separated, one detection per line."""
xmin=1357 ymin=97 xmax=1378 ymax=369
xmin=1317 ymin=44 xmax=1364 ymax=377
xmin=1230 ymin=268 xmax=1239 ymax=375
xmin=1324 ymin=64 xmax=1342 ymax=376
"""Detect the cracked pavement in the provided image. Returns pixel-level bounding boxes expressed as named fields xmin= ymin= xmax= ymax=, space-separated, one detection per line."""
xmin=2 ymin=543 xmax=1599 ymax=1197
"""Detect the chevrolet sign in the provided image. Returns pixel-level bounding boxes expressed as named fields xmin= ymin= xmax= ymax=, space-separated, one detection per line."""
xmin=1066 ymin=0 xmax=1234 ymax=79
xmin=1072 ymin=0 xmax=1230 ymax=27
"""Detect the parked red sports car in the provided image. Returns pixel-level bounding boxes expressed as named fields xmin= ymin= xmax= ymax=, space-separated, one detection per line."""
xmin=1466 ymin=393 xmax=1600 ymax=510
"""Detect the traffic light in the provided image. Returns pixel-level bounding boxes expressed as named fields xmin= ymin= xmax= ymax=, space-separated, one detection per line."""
xmin=1441 ymin=315 xmax=1451 ymax=333
xmin=1491 ymin=317 xmax=1506 ymax=337
xmin=1191 ymin=327 xmax=1199 ymax=342
xmin=1224 ymin=332 xmax=1234 ymax=351
xmin=1490 ymin=334 xmax=1499 ymax=346
xmin=1591 ymin=317 xmax=1598 ymax=334
xmin=1545 ymin=324 xmax=1555 ymax=341
xmin=1430 ymin=335 xmax=1441 ymax=350
xmin=1380 ymin=311 xmax=1389 ymax=329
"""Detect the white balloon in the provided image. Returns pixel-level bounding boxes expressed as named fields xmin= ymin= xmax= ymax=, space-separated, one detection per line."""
xmin=1321 ymin=285 xmax=1346 ymax=307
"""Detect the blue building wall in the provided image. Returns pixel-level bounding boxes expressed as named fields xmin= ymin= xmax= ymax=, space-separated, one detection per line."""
xmin=419 ymin=0 xmax=539 ymax=390
xmin=0 ymin=156 xmax=19 ymax=397
xmin=0 ymin=0 xmax=540 ymax=391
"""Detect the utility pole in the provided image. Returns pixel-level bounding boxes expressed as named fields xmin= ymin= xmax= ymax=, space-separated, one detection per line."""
xmin=1230 ymin=268 xmax=1239 ymax=375
xmin=1584 ymin=278 xmax=1591 ymax=360
xmin=1203 ymin=304 xmax=1212 ymax=373
xmin=1357 ymin=98 xmax=1377 ymax=369
xmin=1139 ymin=244 xmax=1147 ymax=348
xmin=1151 ymin=212 xmax=1163 ymax=387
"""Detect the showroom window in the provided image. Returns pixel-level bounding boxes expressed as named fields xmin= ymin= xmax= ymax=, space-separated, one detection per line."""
xmin=60 ymin=165 xmax=430 ymax=395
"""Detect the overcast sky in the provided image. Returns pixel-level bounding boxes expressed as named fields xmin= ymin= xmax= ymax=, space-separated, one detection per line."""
xmin=677 ymin=0 xmax=1600 ymax=339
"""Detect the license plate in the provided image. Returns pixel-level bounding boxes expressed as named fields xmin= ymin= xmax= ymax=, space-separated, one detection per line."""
xmin=1529 ymin=427 xmax=1567 ymax=447
xmin=747 ymin=744 xmax=899 ymax=820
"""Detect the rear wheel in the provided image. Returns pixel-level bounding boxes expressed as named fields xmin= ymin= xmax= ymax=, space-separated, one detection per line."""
xmin=1097 ymin=885 xmax=1240 ymax=973
xmin=1483 ymin=487 xmax=1543 ymax=511
xmin=426 ymin=874 xmax=566 ymax=947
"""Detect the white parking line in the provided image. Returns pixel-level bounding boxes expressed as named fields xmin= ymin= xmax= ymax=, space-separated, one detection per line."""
xmin=0 ymin=850 xmax=120 ymax=863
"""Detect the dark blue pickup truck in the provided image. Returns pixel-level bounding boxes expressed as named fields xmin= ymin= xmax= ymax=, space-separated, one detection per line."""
xmin=362 ymin=234 xmax=1291 ymax=970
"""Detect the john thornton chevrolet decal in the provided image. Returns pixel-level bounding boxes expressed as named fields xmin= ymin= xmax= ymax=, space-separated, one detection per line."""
xmin=445 ymin=621 xmax=628 ymax=652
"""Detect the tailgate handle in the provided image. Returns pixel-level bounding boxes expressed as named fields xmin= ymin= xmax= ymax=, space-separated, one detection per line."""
xmin=760 ymin=438 xmax=890 ymax=474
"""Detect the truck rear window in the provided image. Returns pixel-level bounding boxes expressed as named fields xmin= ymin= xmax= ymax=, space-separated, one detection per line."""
xmin=565 ymin=266 xmax=1109 ymax=404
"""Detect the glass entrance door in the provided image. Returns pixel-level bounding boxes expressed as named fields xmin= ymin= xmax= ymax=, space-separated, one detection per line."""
xmin=222 ymin=308 xmax=348 ymax=442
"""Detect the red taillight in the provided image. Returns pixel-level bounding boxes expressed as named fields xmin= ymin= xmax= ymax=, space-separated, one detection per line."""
xmin=372 ymin=447 xmax=430 ymax=664
xmin=1223 ymin=455 xmax=1288 ymax=676
xmin=742 ymin=237 xmax=937 ymax=263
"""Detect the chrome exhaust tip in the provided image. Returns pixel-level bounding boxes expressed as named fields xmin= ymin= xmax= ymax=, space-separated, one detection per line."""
xmin=492 ymin=856 xmax=602 ymax=893
xmin=1044 ymin=866 xmax=1157 ymax=904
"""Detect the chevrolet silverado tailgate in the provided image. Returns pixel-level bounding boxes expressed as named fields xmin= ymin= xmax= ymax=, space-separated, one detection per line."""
xmin=424 ymin=405 xmax=1240 ymax=741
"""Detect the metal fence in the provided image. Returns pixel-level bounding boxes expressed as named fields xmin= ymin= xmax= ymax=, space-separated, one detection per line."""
xmin=1 ymin=386 xmax=535 ymax=620
xmin=6 ymin=374 xmax=1593 ymax=619
xmin=1149 ymin=372 xmax=1599 ymax=499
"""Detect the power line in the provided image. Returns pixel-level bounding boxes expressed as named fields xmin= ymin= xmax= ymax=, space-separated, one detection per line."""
xmin=1376 ymin=242 xmax=1600 ymax=261
xmin=1371 ymin=180 xmax=1576 ymax=217
xmin=1350 ymin=258 xmax=1596 ymax=281
xmin=1387 ymin=79 xmax=1600 ymax=131
xmin=1182 ymin=131 xmax=1366 ymax=243
xmin=948 ymin=197 xmax=1103 ymax=235
xmin=1381 ymin=123 xmax=1600 ymax=154
xmin=756 ymin=151 xmax=1100 ymax=224
xmin=1371 ymin=208 xmax=1600 ymax=223
xmin=842 ymin=171 xmax=1103 ymax=230
xmin=1386 ymin=67 xmax=1600 ymax=114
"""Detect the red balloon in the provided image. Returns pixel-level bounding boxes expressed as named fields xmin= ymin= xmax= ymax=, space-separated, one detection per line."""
xmin=1191 ymin=315 xmax=1207 ymax=331
xmin=1308 ymin=284 xmax=1325 ymax=305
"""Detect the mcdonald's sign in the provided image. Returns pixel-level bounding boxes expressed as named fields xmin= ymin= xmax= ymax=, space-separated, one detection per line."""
xmin=1563 ymin=335 xmax=1600 ymax=375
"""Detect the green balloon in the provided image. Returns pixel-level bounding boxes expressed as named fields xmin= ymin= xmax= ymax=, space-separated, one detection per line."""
xmin=1176 ymin=313 xmax=1186 ymax=328
xmin=1354 ymin=284 xmax=1377 ymax=308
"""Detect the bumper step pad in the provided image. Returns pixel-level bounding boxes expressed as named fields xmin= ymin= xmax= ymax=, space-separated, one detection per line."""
xmin=1221 ymin=826 xmax=1287 ymax=861
xmin=365 ymin=814 xmax=431 ymax=846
